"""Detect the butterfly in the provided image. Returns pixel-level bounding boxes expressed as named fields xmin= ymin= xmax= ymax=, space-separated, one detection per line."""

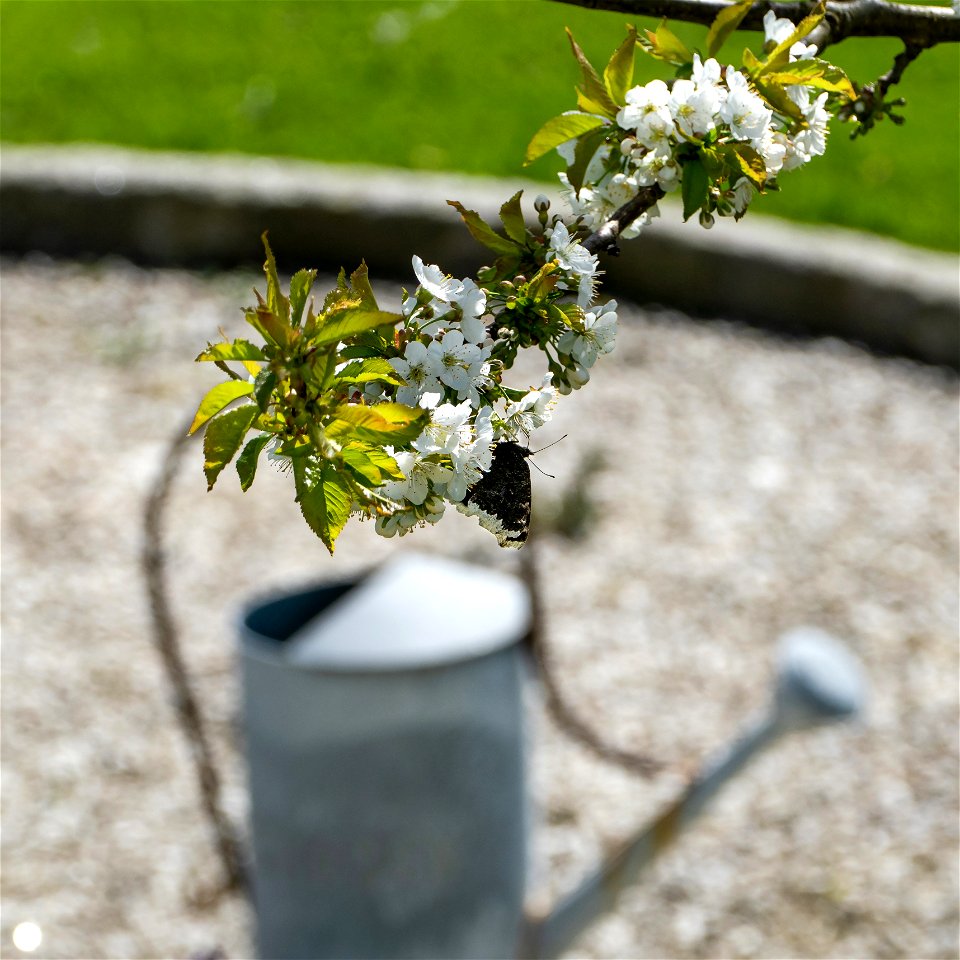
xmin=460 ymin=441 xmax=533 ymax=549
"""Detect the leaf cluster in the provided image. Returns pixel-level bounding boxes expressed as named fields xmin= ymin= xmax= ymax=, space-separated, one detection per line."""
xmin=191 ymin=235 xmax=428 ymax=553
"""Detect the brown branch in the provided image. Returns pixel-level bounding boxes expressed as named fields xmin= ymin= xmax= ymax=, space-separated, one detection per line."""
xmin=582 ymin=184 xmax=666 ymax=255
xmin=878 ymin=39 xmax=927 ymax=96
xmin=550 ymin=0 xmax=960 ymax=47
xmin=142 ymin=414 xmax=249 ymax=894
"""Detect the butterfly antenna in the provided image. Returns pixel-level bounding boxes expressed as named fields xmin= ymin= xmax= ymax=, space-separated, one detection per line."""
xmin=530 ymin=434 xmax=567 ymax=456
xmin=530 ymin=460 xmax=556 ymax=480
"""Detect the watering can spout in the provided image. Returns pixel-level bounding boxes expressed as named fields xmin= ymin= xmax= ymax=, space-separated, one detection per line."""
xmin=522 ymin=626 xmax=866 ymax=960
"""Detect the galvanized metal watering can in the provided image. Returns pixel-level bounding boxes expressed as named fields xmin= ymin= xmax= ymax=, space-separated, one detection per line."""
xmin=239 ymin=552 xmax=864 ymax=960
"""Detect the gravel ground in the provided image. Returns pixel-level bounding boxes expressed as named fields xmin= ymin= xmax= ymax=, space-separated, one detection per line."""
xmin=1 ymin=255 xmax=957 ymax=960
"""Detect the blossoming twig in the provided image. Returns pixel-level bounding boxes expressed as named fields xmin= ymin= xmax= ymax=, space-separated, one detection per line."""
xmin=188 ymin=3 xmax=930 ymax=553
xmin=550 ymin=0 xmax=960 ymax=47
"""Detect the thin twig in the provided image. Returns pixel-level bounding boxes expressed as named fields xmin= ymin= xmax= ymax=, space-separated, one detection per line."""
xmin=878 ymin=40 xmax=927 ymax=96
xmin=142 ymin=414 xmax=249 ymax=893
xmin=520 ymin=535 xmax=663 ymax=777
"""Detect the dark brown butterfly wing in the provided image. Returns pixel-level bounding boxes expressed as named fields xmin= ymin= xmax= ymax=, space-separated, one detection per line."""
xmin=461 ymin=442 xmax=532 ymax=548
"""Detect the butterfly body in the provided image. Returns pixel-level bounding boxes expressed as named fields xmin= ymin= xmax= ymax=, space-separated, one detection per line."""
xmin=460 ymin=441 xmax=532 ymax=548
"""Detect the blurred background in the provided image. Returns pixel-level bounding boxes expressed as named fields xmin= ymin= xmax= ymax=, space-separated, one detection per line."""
xmin=1 ymin=2 xmax=958 ymax=960
xmin=1 ymin=0 xmax=958 ymax=251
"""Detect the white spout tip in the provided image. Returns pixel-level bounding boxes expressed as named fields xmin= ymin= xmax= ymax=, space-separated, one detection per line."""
xmin=775 ymin=626 xmax=866 ymax=728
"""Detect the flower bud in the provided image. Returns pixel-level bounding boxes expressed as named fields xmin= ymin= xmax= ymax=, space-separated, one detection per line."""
xmin=699 ymin=210 xmax=715 ymax=229
xmin=534 ymin=195 xmax=551 ymax=213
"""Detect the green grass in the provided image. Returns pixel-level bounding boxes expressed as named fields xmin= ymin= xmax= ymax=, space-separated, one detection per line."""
xmin=1 ymin=0 xmax=957 ymax=250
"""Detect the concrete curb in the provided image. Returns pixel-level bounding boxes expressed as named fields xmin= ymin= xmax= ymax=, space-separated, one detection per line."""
xmin=2 ymin=144 xmax=957 ymax=366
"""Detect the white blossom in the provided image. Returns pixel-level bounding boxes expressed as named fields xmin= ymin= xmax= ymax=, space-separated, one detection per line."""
xmin=425 ymin=329 xmax=490 ymax=403
xmin=452 ymin=278 xmax=488 ymax=343
xmin=502 ymin=374 xmax=557 ymax=436
xmin=691 ymin=54 xmax=724 ymax=89
xmin=731 ymin=178 xmax=756 ymax=215
xmin=389 ymin=339 xmax=443 ymax=406
xmin=755 ymin=129 xmax=788 ymax=175
xmin=381 ymin=450 xmax=433 ymax=505
xmin=557 ymin=300 xmax=618 ymax=368
xmin=721 ymin=68 xmax=772 ymax=141
xmin=763 ymin=11 xmax=795 ymax=46
xmin=618 ymin=80 xmax=675 ymax=149
xmin=412 ymin=255 xmax=460 ymax=303
xmin=548 ymin=221 xmax=598 ymax=277
xmin=669 ymin=77 xmax=722 ymax=138
xmin=548 ymin=220 xmax=601 ymax=307
xmin=374 ymin=509 xmax=419 ymax=539
xmin=445 ymin=406 xmax=494 ymax=501
xmin=633 ymin=142 xmax=680 ymax=193
xmin=791 ymin=40 xmax=818 ymax=60
xmin=413 ymin=399 xmax=474 ymax=457
xmin=795 ymin=91 xmax=831 ymax=158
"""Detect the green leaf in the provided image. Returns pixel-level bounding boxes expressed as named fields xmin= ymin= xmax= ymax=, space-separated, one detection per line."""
xmin=335 ymin=358 xmax=404 ymax=387
xmin=325 ymin=402 xmax=429 ymax=446
xmin=753 ymin=77 xmax=806 ymax=122
xmin=446 ymin=200 xmax=518 ymax=256
xmin=340 ymin=443 xmax=402 ymax=487
xmin=727 ymin=142 xmax=768 ymax=186
xmin=567 ymin=125 xmax=610 ymax=196
xmin=640 ymin=20 xmax=694 ymax=66
xmin=603 ymin=24 xmax=638 ymax=105
xmin=681 ymin=156 xmax=710 ymax=221
xmin=700 ymin=144 xmax=725 ymax=179
xmin=349 ymin=262 xmax=379 ymax=310
xmin=196 ymin=339 xmax=266 ymax=363
xmin=261 ymin=232 xmax=290 ymax=324
xmin=253 ymin=368 xmax=278 ymax=412
xmin=322 ymin=268 xmax=353 ymax=313
xmin=236 ymin=433 xmax=272 ymax=491
xmin=314 ymin=308 xmax=403 ymax=348
xmin=525 ymin=262 xmax=559 ymax=301
xmin=362 ymin=446 xmax=405 ymax=481
xmin=203 ymin=403 xmax=258 ymax=490
xmin=707 ymin=0 xmax=753 ymax=58
xmin=189 ymin=380 xmax=255 ymax=435
xmin=294 ymin=458 xmax=352 ymax=555
xmin=289 ymin=269 xmax=317 ymax=327
xmin=247 ymin=306 xmax=291 ymax=349
xmin=566 ymin=28 xmax=620 ymax=119
xmin=765 ymin=59 xmax=855 ymax=97
xmin=499 ymin=191 xmax=526 ymax=244
xmin=741 ymin=46 xmax=764 ymax=74
xmin=339 ymin=344 xmax=385 ymax=360
xmin=524 ymin=112 xmax=607 ymax=166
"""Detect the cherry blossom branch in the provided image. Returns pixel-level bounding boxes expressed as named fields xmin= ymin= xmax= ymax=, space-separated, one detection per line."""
xmin=550 ymin=0 xmax=960 ymax=48
xmin=582 ymin=184 xmax=666 ymax=255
